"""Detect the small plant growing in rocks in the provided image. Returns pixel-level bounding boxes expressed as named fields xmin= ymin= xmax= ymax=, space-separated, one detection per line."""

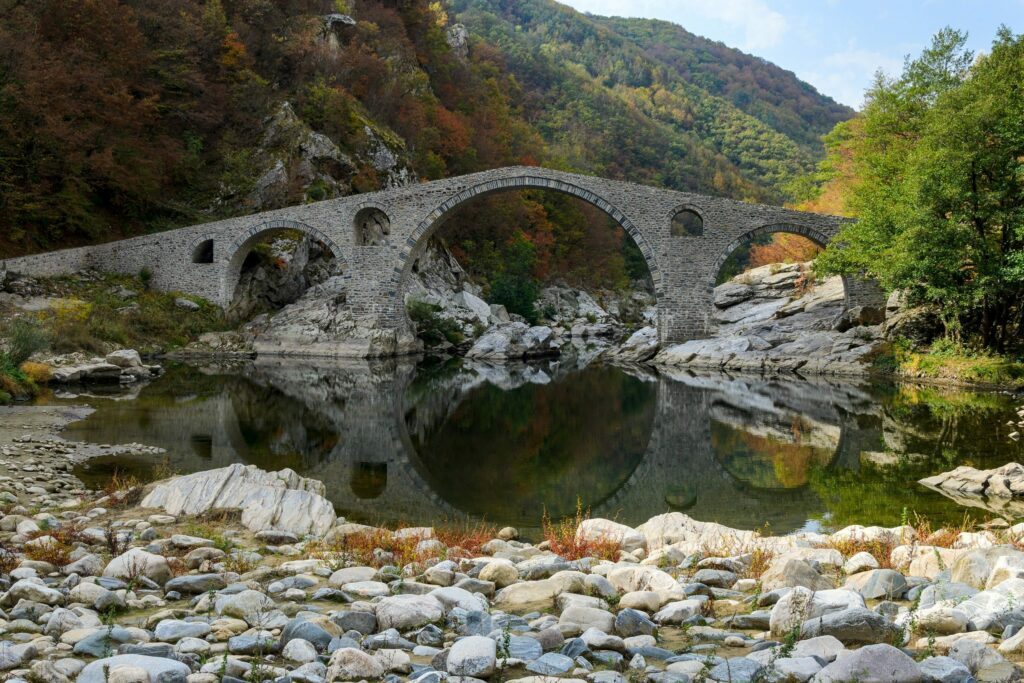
xmin=541 ymin=500 xmax=621 ymax=561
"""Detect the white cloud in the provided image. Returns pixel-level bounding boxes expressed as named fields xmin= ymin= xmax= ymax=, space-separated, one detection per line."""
xmin=564 ymin=0 xmax=788 ymax=51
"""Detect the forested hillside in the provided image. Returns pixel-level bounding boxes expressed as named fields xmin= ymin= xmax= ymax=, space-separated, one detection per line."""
xmin=0 ymin=0 xmax=851 ymax=289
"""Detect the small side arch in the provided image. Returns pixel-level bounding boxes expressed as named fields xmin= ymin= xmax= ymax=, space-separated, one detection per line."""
xmin=670 ymin=206 xmax=705 ymax=237
xmin=190 ymin=235 xmax=216 ymax=264
xmin=221 ymin=219 xmax=344 ymax=304
xmin=352 ymin=202 xmax=392 ymax=246
xmin=388 ymin=174 xmax=664 ymax=300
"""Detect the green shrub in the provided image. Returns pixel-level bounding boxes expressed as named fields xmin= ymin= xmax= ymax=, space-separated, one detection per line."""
xmin=408 ymin=300 xmax=464 ymax=347
xmin=6 ymin=318 xmax=49 ymax=364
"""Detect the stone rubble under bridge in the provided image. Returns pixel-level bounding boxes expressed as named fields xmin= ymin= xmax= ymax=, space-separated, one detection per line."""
xmin=0 ymin=166 xmax=884 ymax=357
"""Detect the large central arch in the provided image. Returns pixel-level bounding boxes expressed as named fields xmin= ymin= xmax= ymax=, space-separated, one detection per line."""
xmin=387 ymin=175 xmax=665 ymax=304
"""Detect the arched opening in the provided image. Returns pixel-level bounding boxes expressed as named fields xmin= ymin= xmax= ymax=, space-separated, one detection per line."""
xmin=710 ymin=226 xmax=841 ymax=336
xmin=671 ymin=208 xmax=703 ymax=237
xmin=393 ymin=177 xmax=661 ymax=352
xmin=351 ymin=462 xmax=387 ymax=499
xmin=354 ymin=206 xmax=390 ymax=246
xmin=192 ymin=239 xmax=214 ymax=264
xmin=224 ymin=222 xmax=342 ymax=322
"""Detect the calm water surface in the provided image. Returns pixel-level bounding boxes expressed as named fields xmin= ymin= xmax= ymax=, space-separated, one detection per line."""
xmin=47 ymin=357 xmax=1024 ymax=536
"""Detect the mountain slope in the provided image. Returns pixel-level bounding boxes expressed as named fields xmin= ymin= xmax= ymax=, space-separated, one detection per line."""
xmin=0 ymin=0 xmax=852 ymax=290
xmin=596 ymin=16 xmax=853 ymax=153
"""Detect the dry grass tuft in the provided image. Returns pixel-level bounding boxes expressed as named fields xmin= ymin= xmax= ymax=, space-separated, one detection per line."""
xmin=826 ymin=536 xmax=897 ymax=569
xmin=541 ymin=501 xmax=621 ymax=562
xmin=18 ymin=361 xmax=52 ymax=383
xmin=102 ymin=471 xmax=145 ymax=507
xmin=434 ymin=521 xmax=498 ymax=559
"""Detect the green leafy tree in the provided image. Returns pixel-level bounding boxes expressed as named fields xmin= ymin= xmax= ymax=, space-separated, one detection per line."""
xmin=490 ymin=232 xmax=540 ymax=323
xmin=816 ymin=27 xmax=1024 ymax=350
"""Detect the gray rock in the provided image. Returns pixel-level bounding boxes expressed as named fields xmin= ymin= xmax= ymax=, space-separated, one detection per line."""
xmin=164 ymin=574 xmax=226 ymax=594
xmin=846 ymin=568 xmax=909 ymax=600
xmin=692 ymin=568 xmax=738 ymax=588
xmin=813 ymin=644 xmax=923 ymax=682
xmin=283 ymin=638 xmax=319 ymax=665
xmin=77 ymin=655 xmax=190 ymax=683
xmin=615 ymin=608 xmax=657 ymax=637
xmin=466 ymin=323 xmax=556 ymax=360
xmin=333 ymin=610 xmax=378 ymax=635
xmin=228 ymin=632 xmax=277 ymax=655
xmin=154 ymin=619 xmax=212 ymax=643
xmin=918 ymin=582 xmax=978 ymax=610
xmin=174 ymin=297 xmax=200 ymax=311
xmin=73 ymin=627 xmax=137 ymax=657
xmin=918 ymin=656 xmax=973 ymax=683
xmin=948 ymin=638 xmax=1010 ymax=674
xmin=327 ymin=647 xmax=385 ymax=680
xmin=505 ymin=635 xmax=543 ymax=661
xmin=281 ymin=618 xmax=334 ymax=651
xmin=526 ymin=652 xmax=575 ymax=675
xmin=708 ymin=657 xmax=762 ymax=682
xmin=800 ymin=607 xmax=903 ymax=645
xmin=376 ymin=594 xmax=444 ymax=631
xmin=447 ymin=635 xmax=496 ymax=677
xmin=140 ymin=464 xmax=336 ymax=537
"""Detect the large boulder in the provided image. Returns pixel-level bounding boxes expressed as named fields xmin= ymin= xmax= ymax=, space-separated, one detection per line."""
xmin=769 ymin=587 xmax=865 ymax=637
xmin=103 ymin=548 xmax=172 ymax=586
xmin=812 ymin=644 xmax=922 ymax=682
xmin=77 ymin=655 xmax=190 ymax=683
xmin=375 ymin=594 xmax=444 ymax=631
xmin=466 ymin=323 xmax=555 ymax=360
xmin=447 ymin=635 xmax=497 ymax=677
xmin=139 ymin=464 xmax=337 ymax=537
xmin=760 ymin=557 xmax=832 ymax=592
xmin=800 ymin=607 xmax=904 ymax=645
xmin=575 ymin=519 xmax=645 ymax=553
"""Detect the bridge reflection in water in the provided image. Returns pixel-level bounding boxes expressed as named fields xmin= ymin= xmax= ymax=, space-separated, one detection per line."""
xmin=65 ymin=357 xmax=890 ymax=534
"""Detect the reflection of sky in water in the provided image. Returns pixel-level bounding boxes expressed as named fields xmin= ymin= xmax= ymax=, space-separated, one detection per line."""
xmin=57 ymin=360 xmax=1024 ymax=535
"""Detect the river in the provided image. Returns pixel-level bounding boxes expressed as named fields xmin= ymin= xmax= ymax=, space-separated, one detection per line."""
xmin=46 ymin=356 xmax=1023 ymax=538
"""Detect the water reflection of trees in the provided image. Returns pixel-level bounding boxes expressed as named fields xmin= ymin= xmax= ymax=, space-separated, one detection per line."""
xmin=408 ymin=364 xmax=656 ymax=524
xmin=65 ymin=360 xmax=1023 ymax=534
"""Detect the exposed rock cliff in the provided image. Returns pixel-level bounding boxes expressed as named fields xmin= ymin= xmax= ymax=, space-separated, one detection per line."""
xmin=654 ymin=262 xmax=882 ymax=375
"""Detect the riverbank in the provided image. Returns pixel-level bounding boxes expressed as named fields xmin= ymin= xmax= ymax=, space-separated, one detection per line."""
xmin=2 ymin=264 xmax=1023 ymax=402
xmin=2 ymin=401 xmax=1024 ymax=682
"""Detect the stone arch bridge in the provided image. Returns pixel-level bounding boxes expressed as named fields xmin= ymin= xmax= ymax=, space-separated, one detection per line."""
xmin=1 ymin=166 xmax=881 ymax=354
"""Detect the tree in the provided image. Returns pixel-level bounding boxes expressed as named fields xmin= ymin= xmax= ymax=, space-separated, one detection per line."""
xmin=489 ymin=232 xmax=540 ymax=323
xmin=815 ymin=27 xmax=1024 ymax=350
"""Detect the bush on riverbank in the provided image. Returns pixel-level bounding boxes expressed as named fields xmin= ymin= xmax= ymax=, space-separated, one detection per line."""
xmin=1 ymin=273 xmax=228 ymax=360
xmin=0 ymin=318 xmax=49 ymax=404
xmin=886 ymin=338 xmax=1024 ymax=386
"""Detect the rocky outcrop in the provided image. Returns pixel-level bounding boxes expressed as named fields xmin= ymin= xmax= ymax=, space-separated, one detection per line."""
xmin=465 ymin=323 xmax=555 ymax=360
xmin=46 ymin=350 xmax=162 ymax=385
xmin=249 ymin=275 xmax=420 ymax=358
xmin=920 ymin=463 xmax=1024 ymax=517
xmin=140 ymin=464 xmax=337 ymax=537
xmin=228 ymin=234 xmax=336 ymax=321
xmin=604 ymin=326 xmax=659 ymax=363
xmin=655 ymin=262 xmax=882 ymax=375
xmin=236 ymin=102 xmax=413 ymax=213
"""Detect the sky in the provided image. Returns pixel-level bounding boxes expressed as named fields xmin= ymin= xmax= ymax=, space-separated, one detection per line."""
xmin=559 ymin=0 xmax=1023 ymax=109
